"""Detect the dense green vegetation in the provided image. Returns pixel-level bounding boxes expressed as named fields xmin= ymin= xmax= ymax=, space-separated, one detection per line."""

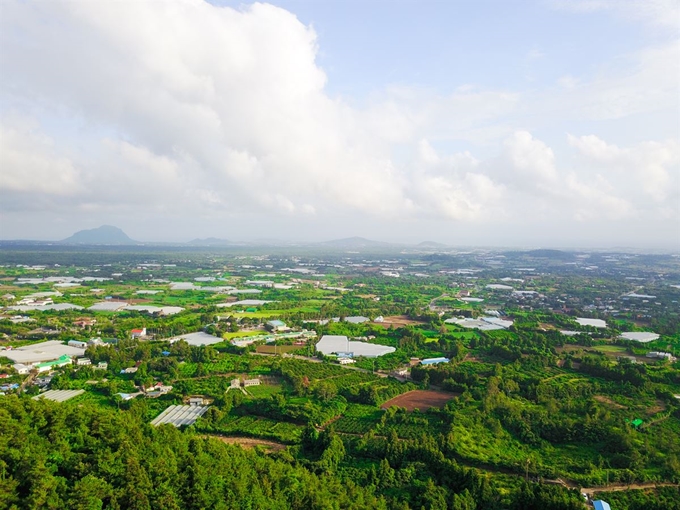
xmin=1 ymin=246 xmax=679 ymax=508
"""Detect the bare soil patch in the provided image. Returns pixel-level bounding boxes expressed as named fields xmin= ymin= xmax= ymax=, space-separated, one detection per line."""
xmin=646 ymin=399 xmax=666 ymax=415
xmin=594 ymin=395 xmax=626 ymax=409
xmin=256 ymin=344 xmax=300 ymax=354
xmin=378 ymin=315 xmax=424 ymax=327
xmin=381 ymin=390 xmax=457 ymax=412
xmin=204 ymin=435 xmax=286 ymax=452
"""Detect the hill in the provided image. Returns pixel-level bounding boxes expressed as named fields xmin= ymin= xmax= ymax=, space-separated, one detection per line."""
xmin=316 ymin=237 xmax=394 ymax=249
xmin=60 ymin=225 xmax=137 ymax=244
xmin=416 ymin=241 xmax=450 ymax=249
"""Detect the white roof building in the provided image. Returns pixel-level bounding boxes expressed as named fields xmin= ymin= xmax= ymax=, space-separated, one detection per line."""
xmin=620 ymin=332 xmax=660 ymax=343
xmin=167 ymin=332 xmax=223 ymax=347
xmin=13 ymin=363 xmax=31 ymax=375
xmin=575 ymin=318 xmax=607 ymax=328
xmin=3 ymin=340 xmax=85 ymax=364
xmin=316 ymin=335 xmax=395 ymax=358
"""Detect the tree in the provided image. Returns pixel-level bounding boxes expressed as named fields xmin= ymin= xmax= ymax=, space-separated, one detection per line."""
xmin=69 ymin=475 xmax=112 ymax=510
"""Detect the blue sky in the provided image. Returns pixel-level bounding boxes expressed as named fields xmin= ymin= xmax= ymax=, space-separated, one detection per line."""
xmin=1 ymin=0 xmax=678 ymax=248
xmin=221 ymin=1 xmax=648 ymax=95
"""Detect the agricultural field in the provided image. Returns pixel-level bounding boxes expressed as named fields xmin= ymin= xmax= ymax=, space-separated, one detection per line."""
xmin=1 ymin=246 xmax=679 ymax=508
xmin=381 ymin=389 xmax=457 ymax=411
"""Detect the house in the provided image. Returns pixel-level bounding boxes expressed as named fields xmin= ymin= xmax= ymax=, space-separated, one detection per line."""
xmin=131 ymin=328 xmax=147 ymax=338
xmin=35 ymin=355 xmax=72 ymax=373
xmin=88 ymin=337 xmax=106 ymax=346
xmin=74 ymin=318 xmax=97 ymax=328
xmin=9 ymin=315 xmax=34 ymax=324
xmin=189 ymin=397 xmax=205 ymax=406
xmin=338 ymin=358 xmax=355 ymax=365
xmin=76 ymin=358 xmax=91 ymax=366
xmin=120 ymin=366 xmax=138 ymax=374
xmin=13 ymin=363 xmax=31 ymax=375
xmin=68 ymin=340 xmax=88 ymax=349
xmin=146 ymin=382 xmax=173 ymax=394
xmin=244 ymin=378 xmax=260 ymax=387
xmin=266 ymin=320 xmax=287 ymax=332
xmin=593 ymin=501 xmax=611 ymax=510
xmin=96 ymin=361 xmax=108 ymax=370
xmin=35 ymin=376 xmax=53 ymax=387
xmin=646 ymin=351 xmax=677 ymax=362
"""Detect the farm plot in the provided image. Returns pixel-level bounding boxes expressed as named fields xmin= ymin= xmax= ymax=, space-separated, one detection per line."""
xmin=204 ymin=435 xmax=287 ymax=452
xmin=200 ymin=415 xmax=302 ymax=443
xmin=377 ymin=315 xmax=425 ymax=327
xmin=334 ymin=404 xmax=382 ymax=435
xmin=256 ymin=344 xmax=301 ymax=355
xmin=381 ymin=390 xmax=456 ymax=412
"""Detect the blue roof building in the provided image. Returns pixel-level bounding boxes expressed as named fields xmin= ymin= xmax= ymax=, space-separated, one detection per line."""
xmin=593 ymin=501 xmax=611 ymax=510
xmin=421 ymin=357 xmax=450 ymax=365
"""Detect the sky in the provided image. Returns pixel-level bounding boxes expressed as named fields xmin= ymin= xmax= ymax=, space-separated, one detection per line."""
xmin=0 ymin=0 xmax=678 ymax=249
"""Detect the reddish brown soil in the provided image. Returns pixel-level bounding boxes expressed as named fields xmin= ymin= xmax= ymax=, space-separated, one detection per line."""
xmin=378 ymin=315 xmax=424 ymax=327
xmin=381 ymin=390 xmax=457 ymax=412
xmin=256 ymin=344 xmax=300 ymax=354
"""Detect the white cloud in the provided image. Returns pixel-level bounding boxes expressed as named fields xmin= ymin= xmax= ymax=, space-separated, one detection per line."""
xmin=568 ymin=134 xmax=679 ymax=202
xmin=0 ymin=0 xmax=677 ymax=247
xmin=504 ymin=131 xmax=558 ymax=185
xmin=551 ymin=0 xmax=680 ymax=29
xmin=0 ymin=118 xmax=81 ymax=195
xmin=537 ymin=39 xmax=680 ymax=122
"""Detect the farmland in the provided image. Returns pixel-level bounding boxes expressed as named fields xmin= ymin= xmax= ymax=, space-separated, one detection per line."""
xmin=381 ymin=389 xmax=457 ymax=411
xmin=0 ymin=245 xmax=679 ymax=508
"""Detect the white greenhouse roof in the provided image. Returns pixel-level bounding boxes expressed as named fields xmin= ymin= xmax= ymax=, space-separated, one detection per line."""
xmin=151 ymin=405 xmax=209 ymax=427
xmin=575 ymin=318 xmax=607 ymax=328
xmin=33 ymin=389 xmax=85 ymax=402
xmin=8 ymin=303 xmax=83 ymax=312
xmin=167 ymin=332 xmax=223 ymax=346
xmin=89 ymin=302 xmax=129 ymax=311
xmin=4 ymin=340 xmax=85 ymax=364
xmin=620 ymin=332 xmax=660 ymax=343
xmin=216 ymin=300 xmax=273 ymax=307
xmin=316 ymin=335 xmax=395 ymax=358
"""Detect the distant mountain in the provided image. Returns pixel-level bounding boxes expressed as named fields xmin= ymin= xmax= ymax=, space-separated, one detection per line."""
xmin=417 ymin=241 xmax=449 ymax=249
xmin=187 ymin=237 xmax=234 ymax=246
xmin=524 ymin=249 xmax=575 ymax=260
xmin=61 ymin=225 xmax=137 ymax=245
xmin=316 ymin=237 xmax=394 ymax=249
